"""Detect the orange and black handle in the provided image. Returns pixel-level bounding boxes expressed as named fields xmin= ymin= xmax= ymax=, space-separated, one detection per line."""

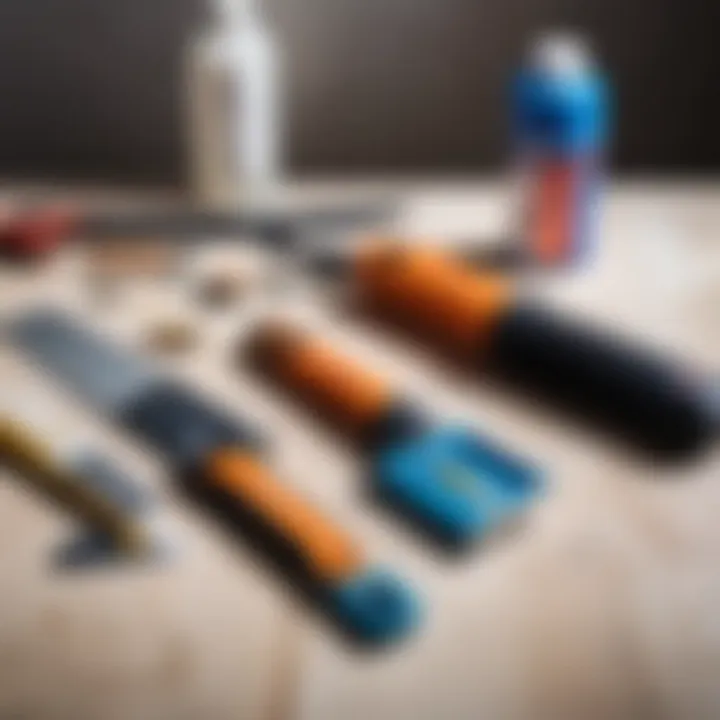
xmin=355 ymin=243 xmax=514 ymax=362
xmin=119 ymin=383 xmax=420 ymax=643
xmin=349 ymin=240 xmax=718 ymax=458
xmin=247 ymin=323 xmax=429 ymax=450
xmin=244 ymin=321 xmax=543 ymax=547
xmin=204 ymin=448 xmax=365 ymax=583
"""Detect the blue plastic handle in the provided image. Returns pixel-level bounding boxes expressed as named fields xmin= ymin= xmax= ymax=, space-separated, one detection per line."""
xmin=330 ymin=568 xmax=422 ymax=644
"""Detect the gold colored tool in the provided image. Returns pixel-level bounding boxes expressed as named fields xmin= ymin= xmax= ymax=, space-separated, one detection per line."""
xmin=0 ymin=417 xmax=153 ymax=560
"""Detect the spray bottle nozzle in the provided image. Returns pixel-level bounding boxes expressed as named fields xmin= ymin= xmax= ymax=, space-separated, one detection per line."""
xmin=211 ymin=0 xmax=252 ymax=23
xmin=531 ymin=32 xmax=592 ymax=76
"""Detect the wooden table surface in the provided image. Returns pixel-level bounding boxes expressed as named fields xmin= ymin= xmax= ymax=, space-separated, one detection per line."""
xmin=1 ymin=182 xmax=719 ymax=720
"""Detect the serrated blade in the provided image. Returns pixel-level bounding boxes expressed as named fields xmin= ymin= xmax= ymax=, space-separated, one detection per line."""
xmin=9 ymin=310 xmax=156 ymax=416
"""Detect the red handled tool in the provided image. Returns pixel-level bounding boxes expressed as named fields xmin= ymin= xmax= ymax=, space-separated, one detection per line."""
xmin=0 ymin=202 xmax=395 ymax=262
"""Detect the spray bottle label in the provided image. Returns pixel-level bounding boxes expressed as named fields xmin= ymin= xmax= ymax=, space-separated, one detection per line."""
xmin=527 ymin=157 xmax=599 ymax=265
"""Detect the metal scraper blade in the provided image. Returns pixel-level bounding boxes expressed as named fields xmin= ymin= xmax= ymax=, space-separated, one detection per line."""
xmin=8 ymin=310 xmax=156 ymax=416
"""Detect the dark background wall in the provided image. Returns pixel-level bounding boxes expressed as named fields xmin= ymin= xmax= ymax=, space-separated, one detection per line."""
xmin=0 ymin=0 xmax=717 ymax=185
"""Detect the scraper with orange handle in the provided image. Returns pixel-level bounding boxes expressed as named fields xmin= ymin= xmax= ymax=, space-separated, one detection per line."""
xmin=9 ymin=310 xmax=421 ymax=644
xmin=337 ymin=241 xmax=718 ymax=459
xmin=246 ymin=322 xmax=541 ymax=547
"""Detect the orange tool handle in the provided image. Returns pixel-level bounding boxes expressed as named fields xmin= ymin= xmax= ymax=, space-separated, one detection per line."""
xmin=248 ymin=323 xmax=394 ymax=440
xmin=203 ymin=448 xmax=365 ymax=584
xmin=354 ymin=241 xmax=515 ymax=360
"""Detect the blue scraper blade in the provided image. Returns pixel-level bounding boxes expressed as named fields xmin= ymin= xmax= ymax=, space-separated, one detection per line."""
xmin=374 ymin=426 xmax=542 ymax=546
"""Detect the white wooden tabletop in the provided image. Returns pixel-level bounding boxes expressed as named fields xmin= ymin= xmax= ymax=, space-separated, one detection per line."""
xmin=1 ymin=182 xmax=719 ymax=720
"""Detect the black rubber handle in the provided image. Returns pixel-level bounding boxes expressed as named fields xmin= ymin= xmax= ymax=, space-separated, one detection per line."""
xmin=489 ymin=303 xmax=717 ymax=458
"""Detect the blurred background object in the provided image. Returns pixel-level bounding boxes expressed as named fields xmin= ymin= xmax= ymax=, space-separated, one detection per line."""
xmin=186 ymin=0 xmax=282 ymax=207
xmin=0 ymin=0 xmax=717 ymax=185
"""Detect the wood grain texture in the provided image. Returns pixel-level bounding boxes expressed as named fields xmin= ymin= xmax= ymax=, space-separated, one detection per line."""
xmin=0 ymin=182 xmax=718 ymax=720
xmin=289 ymin=183 xmax=720 ymax=720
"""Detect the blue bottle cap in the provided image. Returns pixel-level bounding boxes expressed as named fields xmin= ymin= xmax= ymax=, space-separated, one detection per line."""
xmin=514 ymin=35 xmax=609 ymax=154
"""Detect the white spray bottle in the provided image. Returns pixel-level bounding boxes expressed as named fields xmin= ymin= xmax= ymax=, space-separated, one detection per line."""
xmin=186 ymin=0 xmax=282 ymax=209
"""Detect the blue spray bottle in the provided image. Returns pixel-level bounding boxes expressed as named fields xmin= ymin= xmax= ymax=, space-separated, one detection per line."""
xmin=513 ymin=34 xmax=610 ymax=267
